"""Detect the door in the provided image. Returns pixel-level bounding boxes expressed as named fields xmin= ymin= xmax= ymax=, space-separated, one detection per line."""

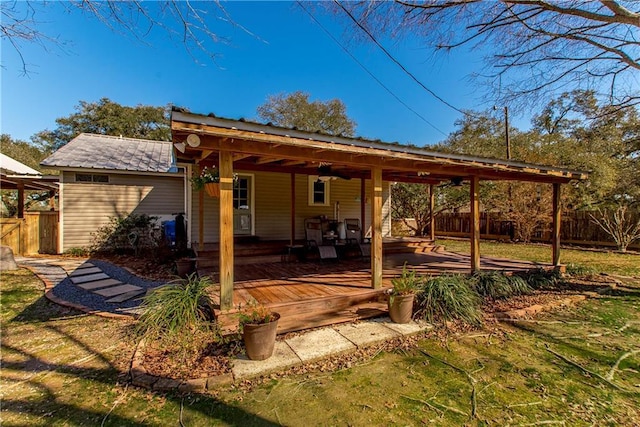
xmin=233 ymin=175 xmax=253 ymax=235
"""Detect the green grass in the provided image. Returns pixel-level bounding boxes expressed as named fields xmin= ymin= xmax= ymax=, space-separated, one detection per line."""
xmin=2 ymin=262 xmax=639 ymax=426
xmin=439 ymin=238 xmax=640 ymax=276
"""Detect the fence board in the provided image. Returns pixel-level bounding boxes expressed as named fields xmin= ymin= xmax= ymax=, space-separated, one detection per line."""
xmin=396 ymin=210 xmax=640 ymax=250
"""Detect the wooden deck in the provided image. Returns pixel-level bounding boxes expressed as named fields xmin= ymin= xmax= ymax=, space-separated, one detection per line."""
xmin=208 ymin=250 xmax=550 ymax=334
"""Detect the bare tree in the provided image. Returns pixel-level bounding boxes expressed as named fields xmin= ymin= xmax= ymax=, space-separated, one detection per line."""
xmin=334 ymin=1 xmax=640 ymax=109
xmin=1 ymin=1 xmax=253 ymax=73
xmin=590 ymin=204 xmax=640 ymax=252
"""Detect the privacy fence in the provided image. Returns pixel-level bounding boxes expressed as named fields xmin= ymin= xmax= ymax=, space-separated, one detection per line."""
xmin=395 ymin=211 xmax=640 ymax=250
xmin=0 ymin=211 xmax=59 ymax=255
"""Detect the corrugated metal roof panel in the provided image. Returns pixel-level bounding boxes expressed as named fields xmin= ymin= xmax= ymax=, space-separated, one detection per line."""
xmin=41 ymin=133 xmax=175 ymax=173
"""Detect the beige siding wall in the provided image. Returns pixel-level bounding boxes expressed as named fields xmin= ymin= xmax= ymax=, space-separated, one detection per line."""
xmin=60 ymin=171 xmax=185 ymax=251
xmin=190 ymin=170 xmax=391 ymax=243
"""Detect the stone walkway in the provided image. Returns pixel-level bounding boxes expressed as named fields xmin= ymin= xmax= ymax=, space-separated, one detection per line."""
xmin=16 ymin=256 xmax=152 ymax=316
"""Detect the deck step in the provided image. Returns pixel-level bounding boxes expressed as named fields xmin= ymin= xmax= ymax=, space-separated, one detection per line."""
xmin=215 ymin=289 xmax=389 ymax=335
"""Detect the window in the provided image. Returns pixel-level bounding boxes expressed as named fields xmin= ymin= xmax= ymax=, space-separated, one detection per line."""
xmin=308 ymin=176 xmax=330 ymax=206
xmin=75 ymin=173 xmax=109 ymax=183
xmin=233 ymin=177 xmax=249 ymax=210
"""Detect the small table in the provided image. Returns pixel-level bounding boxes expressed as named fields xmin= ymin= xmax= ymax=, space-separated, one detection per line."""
xmin=283 ymin=244 xmax=304 ymax=262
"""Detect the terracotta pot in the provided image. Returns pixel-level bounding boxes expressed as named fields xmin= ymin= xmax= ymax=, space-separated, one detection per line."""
xmin=174 ymin=259 xmax=194 ymax=278
xmin=242 ymin=313 xmax=280 ymax=360
xmin=204 ymin=182 xmax=220 ymax=198
xmin=388 ymin=293 xmax=415 ymax=324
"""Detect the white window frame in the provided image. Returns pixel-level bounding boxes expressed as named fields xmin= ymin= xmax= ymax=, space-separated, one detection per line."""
xmin=308 ymin=175 xmax=330 ymax=206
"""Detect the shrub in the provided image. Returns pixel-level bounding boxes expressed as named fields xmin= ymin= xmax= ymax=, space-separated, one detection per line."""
xmin=91 ymin=213 xmax=160 ymax=253
xmin=135 ymin=273 xmax=215 ymax=341
xmin=471 ymin=270 xmax=532 ymax=299
xmin=516 ymin=267 xmax=562 ymax=290
xmin=565 ymin=263 xmax=597 ymax=277
xmin=64 ymin=247 xmax=90 ymax=257
xmin=415 ymin=274 xmax=483 ymax=327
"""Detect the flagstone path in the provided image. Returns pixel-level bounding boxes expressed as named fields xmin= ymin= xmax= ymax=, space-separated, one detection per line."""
xmin=16 ymin=257 xmax=162 ymax=316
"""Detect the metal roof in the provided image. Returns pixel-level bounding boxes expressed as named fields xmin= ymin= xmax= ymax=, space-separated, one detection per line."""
xmin=171 ymin=110 xmax=588 ymax=184
xmin=0 ymin=153 xmax=41 ymax=176
xmin=41 ymin=133 xmax=177 ymax=173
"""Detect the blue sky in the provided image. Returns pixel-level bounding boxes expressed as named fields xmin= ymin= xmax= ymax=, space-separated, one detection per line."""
xmin=1 ymin=1 xmax=526 ymax=147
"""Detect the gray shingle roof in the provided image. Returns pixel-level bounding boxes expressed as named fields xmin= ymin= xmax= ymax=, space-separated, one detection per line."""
xmin=41 ymin=133 xmax=176 ymax=173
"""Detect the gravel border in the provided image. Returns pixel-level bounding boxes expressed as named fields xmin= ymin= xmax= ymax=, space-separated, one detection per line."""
xmin=51 ymin=258 xmax=168 ymax=316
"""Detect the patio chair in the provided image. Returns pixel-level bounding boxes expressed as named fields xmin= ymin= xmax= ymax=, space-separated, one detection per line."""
xmin=344 ymin=218 xmax=371 ymax=258
xmin=304 ymin=218 xmax=337 ymax=260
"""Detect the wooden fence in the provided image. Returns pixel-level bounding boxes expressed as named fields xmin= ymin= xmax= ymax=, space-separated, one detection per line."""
xmin=0 ymin=211 xmax=59 ymax=255
xmin=396 ymin=211 xmax=640 ymax=250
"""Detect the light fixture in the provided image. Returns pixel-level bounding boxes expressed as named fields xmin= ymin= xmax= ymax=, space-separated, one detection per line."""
xmin=186 ymin=134 xmax=201 ymax=147
xmin=317 ymin=176 xmax=333 ymax=182
xmin=174 ymin=142 xmax=186 ymax=153
xmin=451 ymin=177 xmax=464 ymax=187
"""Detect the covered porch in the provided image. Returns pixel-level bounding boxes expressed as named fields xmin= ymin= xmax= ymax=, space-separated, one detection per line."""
xmin=208 ymin=250 xmax=552 ymax=334
xmin=170 ymin=108 xmax=587 ymax=331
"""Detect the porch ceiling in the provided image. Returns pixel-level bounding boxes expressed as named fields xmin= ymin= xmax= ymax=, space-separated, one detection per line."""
xmin=171 ymin=109 xmax=588 ymax=185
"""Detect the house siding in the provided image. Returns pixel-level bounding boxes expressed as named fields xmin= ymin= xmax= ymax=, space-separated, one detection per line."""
xmin=190 ymin=170 xmax=391 ymax=243
xmin=60 ymin=171 xmax=185 ymax=251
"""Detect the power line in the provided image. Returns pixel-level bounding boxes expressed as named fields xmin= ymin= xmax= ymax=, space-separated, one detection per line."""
xmin=334 ymin=0 xmax=470 ymax=117
xmin=297 ymin=1 xmax=448 ymax=137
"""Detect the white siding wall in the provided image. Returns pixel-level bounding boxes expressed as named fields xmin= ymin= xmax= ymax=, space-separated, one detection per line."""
xmin=60 ymin=171 xmax=185 ymax=251
xmin=190 ymin=170 xmax=391 ymax=243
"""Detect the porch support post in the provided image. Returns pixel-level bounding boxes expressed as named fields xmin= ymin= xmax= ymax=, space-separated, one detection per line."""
xmin=17 ymin=183 xmax=24 ymax=219
xmin=197 ymin=163 xmax=204 ymax=251
xmin=290 ymin=173 xmax=296 ymax=245
xmin=429 ymin=184 xmax=435 ymax=241
xmin=219 ymin=150 xmax=234 ymax=310
xmin=552 ymin=182 xmax=561 ymax=267
xmin=360 ymin=178 xmax=366 ymax=237
xmin=470 ymin=175 xmax=481 ymax=272
xmin=371 ymin=167 xmax=383 ymax=289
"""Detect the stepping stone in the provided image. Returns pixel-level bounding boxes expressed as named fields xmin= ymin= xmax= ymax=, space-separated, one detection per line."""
xmin=70 ymin=273 xmax=110 ymax=284
xmin=77 ymin=279 xmax=122 ymax=290
xmin=233 ymin=341 xmax=302 ymax=379
xmin=93 ymin=284 xmax=142 ymax=297
xmin=105 ymin=289 xmax=146 ymax=303
xmin=285 ymin=329 xmax=355 ymax=363
xmin=70 ymin=267 xmax=102 ymax=276
xmin=335 ymin=321 xmax=400 ymax=347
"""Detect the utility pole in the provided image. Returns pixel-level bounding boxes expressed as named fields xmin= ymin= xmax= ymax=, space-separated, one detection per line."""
xmin=504 ymin=106 xmax=511 ymax=160
xmin=494 ymin=105 xmax=511 ymax=160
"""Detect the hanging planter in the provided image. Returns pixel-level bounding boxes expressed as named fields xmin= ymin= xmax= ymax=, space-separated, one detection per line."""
xmin=204 ymin=182 xmax=220 ymax=198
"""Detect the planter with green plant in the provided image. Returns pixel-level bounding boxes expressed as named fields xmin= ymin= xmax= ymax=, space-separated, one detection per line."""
xmin=191 ymin=166 xmax=221 ymax=198
xmin=388 ymin=265 xmax=421 ymax=323
xmin=238 ymin=300 xmax=280 ymax=360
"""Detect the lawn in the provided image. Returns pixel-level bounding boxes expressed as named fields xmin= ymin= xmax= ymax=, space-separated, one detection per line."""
xmin=1 ymin=244 xmax=639 ymax=426
xmin=439 ymin=238 xmax=640 ymax=277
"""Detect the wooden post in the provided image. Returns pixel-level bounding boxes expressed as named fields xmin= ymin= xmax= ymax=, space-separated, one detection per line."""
xmin=17 ymin=183 xmax=24 ymax=219
xmin=290 ymin=173 xmax=296 ymax=245
xmin=470 ymin=175 xmax=481 ymax=272
xmin=429 ymin=184 xmax=435 ymax=241
xmin=371 ymin=168 xmax=383 ymax=289
xmin=552 ymin=183 xmax=561 ymax=267
xmin=219 ymin=151 xmax=234 ymax=310
xmin=360 ymin=178 xmax=366 ymax=239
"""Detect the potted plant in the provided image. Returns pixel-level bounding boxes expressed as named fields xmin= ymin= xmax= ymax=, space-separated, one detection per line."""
xmin=388 ymin=264 xmax=421 ymax=323
xmin=174 ymin=257 xmax=195 ymax=278
xmin=191 ymin=166 xmax=220 ymax=198
xmin=238 ymin=300 xmax=280 ymax=361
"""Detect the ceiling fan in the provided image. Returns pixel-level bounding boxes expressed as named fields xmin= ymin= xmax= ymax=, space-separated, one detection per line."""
xmin=317 ymin=165 xmax=351 ymax=181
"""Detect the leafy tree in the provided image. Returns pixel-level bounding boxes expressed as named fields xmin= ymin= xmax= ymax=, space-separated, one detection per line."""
xmin=335 ymin=1 xmax=640 ymax=109
xmin=0 ymin=134 xmax=50 ymax=172
xmin=257 ymin=91 xmax=357 ymax=137
xmin=34 ymin=98 xmax=170 ymax=150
